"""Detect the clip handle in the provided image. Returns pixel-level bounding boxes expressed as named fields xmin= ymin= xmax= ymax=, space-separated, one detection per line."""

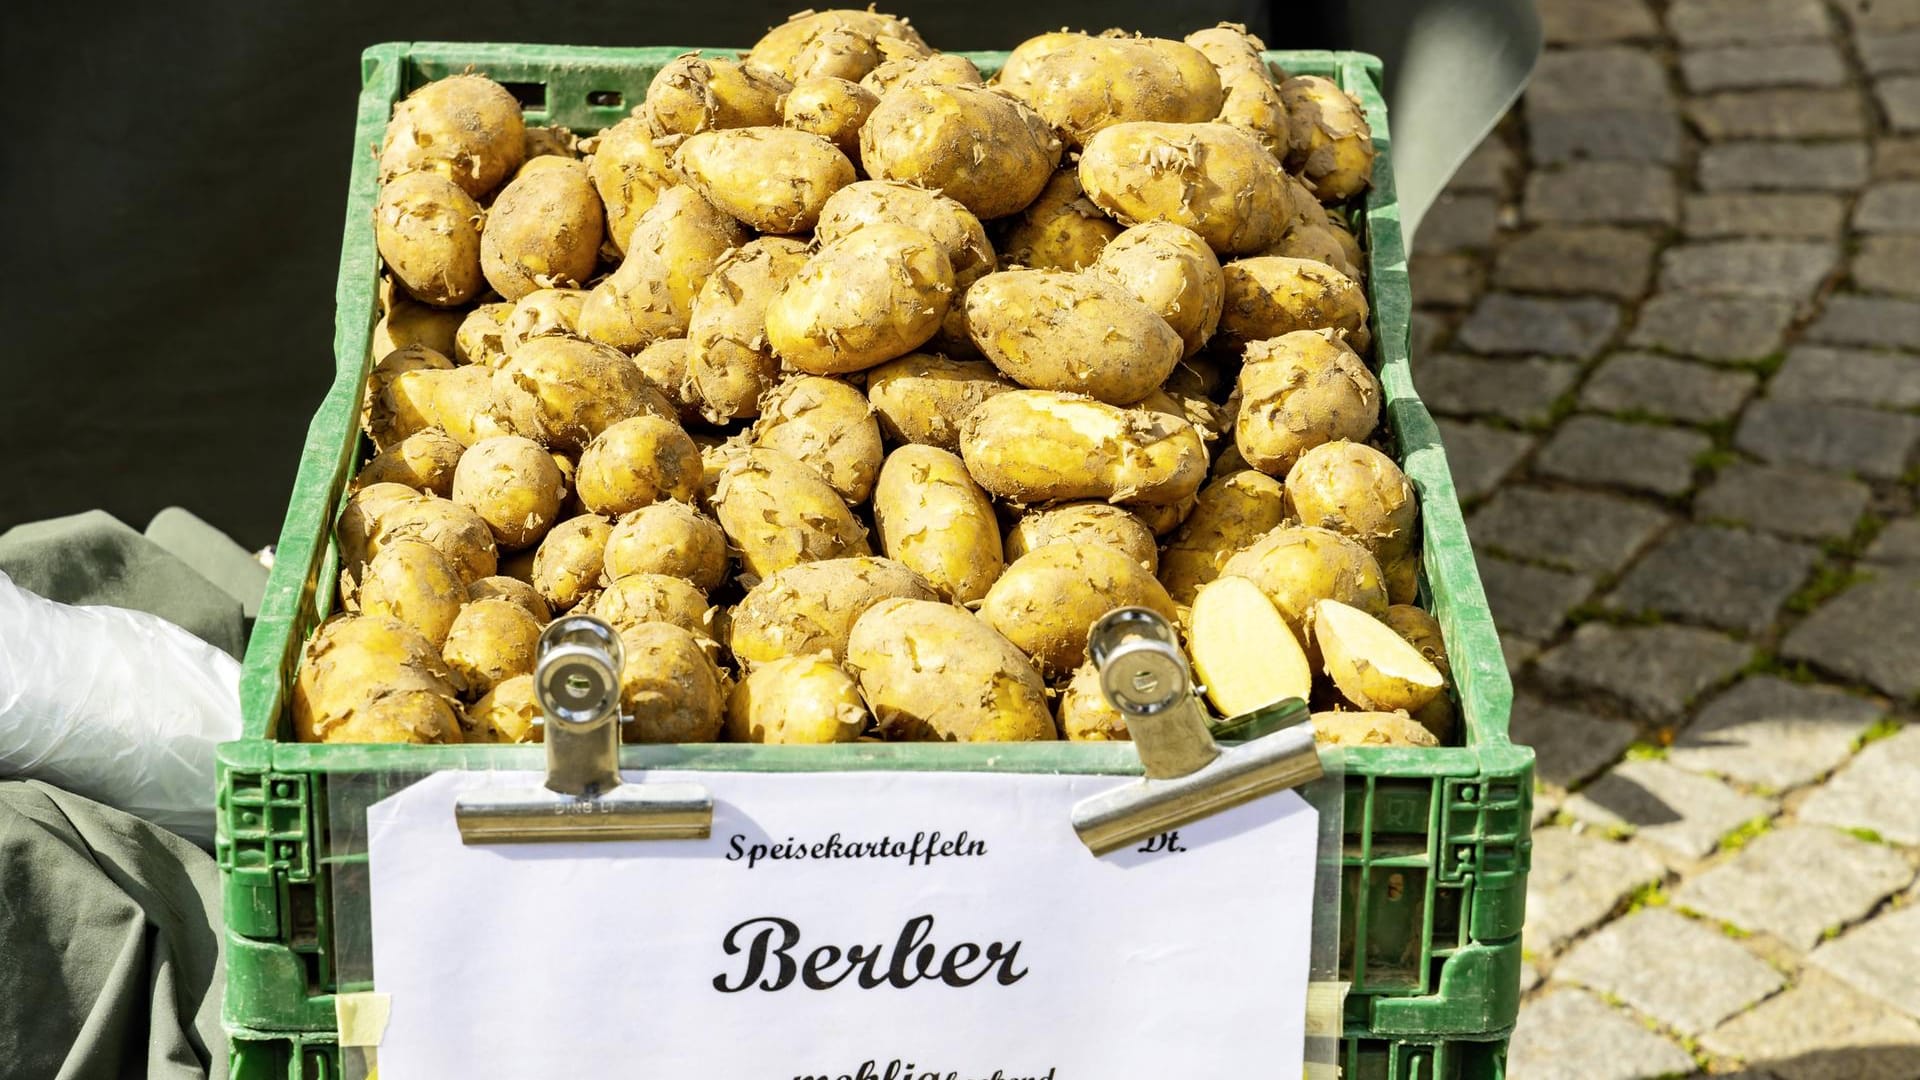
xmin=1088 ymin=608 xmax=1221 ymax=779
xmin=534 ymin=616 xmax=626 ymax=798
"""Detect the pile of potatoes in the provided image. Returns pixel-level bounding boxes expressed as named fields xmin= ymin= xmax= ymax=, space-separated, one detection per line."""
xmin=294 ymin=10 xmax=1454 ymax=752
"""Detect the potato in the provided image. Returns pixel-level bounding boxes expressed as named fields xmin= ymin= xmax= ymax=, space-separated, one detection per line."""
xmin=862 ymin=49 xmax=982 ymax=92
xmin=1188 ymin=575 xmax=1312 ymax=717
xmin=963 ymin=269 xmax=1180 ymax=405
xmin=995 ymin=32 xmax=1085 ymax=97
xmin=1311 ymin=710 xmax=1438 ymax=748
xmin=678 ymin=127 xmax=855 ymax=234
xmin=354 ymin=539 xmax=466 ymax=647
xmin=363 ymin=344 xmax=452 ymax=448
xmin=864 ymin=353 xmax=1015 ymax=451
xmin=1079 ymin=122 xmax=1291 ymax=256
xmin=373 ymin=298 xmax=463 ymax=360
xmin=1266 ymin=222 xmax=1363 ymax=281
xmin=1158 ymin=470 xmax=1290 ymax=605
xmin=998 ymin=169 xmax=1121 ymax=272
xmin=1219 ymin=256 xmax=1370 ymax=351
xmin=1280 ymin=74 xmax=1375 ymax=203
xmin=355 ymin=428 xmax=464 ymax=497
xmin=575 ymin=415 xmax=702 ymax=516
xmin=1327 ymin=220 xmax=1365 ymax=274
xmin=451 ymin=435 xmax=566 ymax=550
xmin=467 ymin=674 xmax=543 ymax=743
xmin=292 ymin=614 xmax=463 ymax=744
xmin=501 ymin=336 xmax=673 ymax=451
xmin=688 ymin=237 xmax=813 ymax=422
xmin=1004 ymin=502 xmax=1158 ymax=573
xmin=1057 ymin=662 xmax=1126 ymax=741
xmin=579 ymin=186 xmax=747 ymax=351
xmin=646 ymin=55 xmax=789 ymax=137
xmin=1285 ymin=440 xmax=1416 ymax=562
xmin=589 ymin=573 xmax=716 ymax=641
xmin=454 ymin=302 xmax=516 ymax=367
xmin=958 ymin=390 xmax=1208 ymax=507
xmin=441 ymin=598 xmax=542 ymax=700
xmin=747 ymin=9 xmax=930 ymax=83
xmin=1006 ymin=35 xmax=1222 ymax=146
xmin=632 ymin=337 xmax=704 ymax=423
xmin=1383 ymin=550 xmax=1420 ymax=606
xmin=709 ymin=447 xmax=871 ymax=583
xmin=980 ymin=542 xmax=1179 ymax=678
xmin=467 ymin=575 xmax=551 ymax=622
xmin=618 ymin=622 xmax=726 ymax=743
xmin=859 ymin=84 xmax=1061 ymax=220
xmin=1383 ymin=604 xmax=1450 ymax=682
xmin=871 ymin=445 xmax=1004 ymax=604
xmin=366 ymin=365 xmax=527 ymax=450
xmin=479 ymin=160 xmax=604 ymax=301
xmin=1090 ymin=222 xmax=1225 ymax=358
xmin=729 ymin=556 xmax=936 ymax=664
xmin=604 ymin=502 xmax=729 ymax=592
xmin=845 ymin=598 xmax=1056 ymax=741
xmin=1185 ymin=24 xmax=1289 ymax=158
xmin=523 ymin=123 xmax=577 ymax=161
xmin=375 ymin=171 xmax=485 ymax=307
xmin=1312 ymin=599 xmax=1444 ymax=713
xmin=751 ymin=376 xmax=884 ymax=504
xmin=782 ymin=76 xmax=880 ymax=159
xmin=1235 ymin=329 xmax=1380 ymax=475
xmin=815 ymin=181 xmax=997 ymax=296
xmin=585 ymin=113 xmax=680 ymax=254
xmin=1221 ymin=525 xmax=1387 ymax=645
xmin=766 ymin=223 xmax=953 ymax=375
xmin=531 ymin=514 xmax=612 ymax=611
xmin=378 ymin=74 xmax=526 ymax=199
xmin=727 ymin=655 xmax=871 ymax=744
xmin=338 ymin=487 xmax=499 ymax=585
xmin=503 ymin=288 xmax=588 ymax=353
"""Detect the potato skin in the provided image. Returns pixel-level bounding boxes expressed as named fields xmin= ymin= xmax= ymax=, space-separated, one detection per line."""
xmin=374 ymin=298 xmax=463 ymax=361
xmin=1285 ymin=439 xmax=1417 ymax=562
xmin=1186 ymin=24 xmax=1289 ymax=158
xmin=864 ymin=353 xmax=1015 ymax=451
xmin=729 ymin=555 xmax=937 ymax=664
xmin=859 ymin=84 xmax=1061 ymax=220
xmin=1004 ymin=502 xmax=1158 ymax=573
xmin=748 ymin=9 xmax=929 ymax=83
xmin=617 ymin=622 xmax=726 ymax=743
xmin=338 ymin=487 xmax=500 ymax=586
xmin=1221 ymin=525 xmax=1388 ymax=642
xmin=861 ymin=52 xmax=984 ymax=95
xmin=479 ymin=160 xmax=604 ymax=301
xmin=454 ymin=303 xmax=515 ymax=367
xmin=981 ymin=542 xmax=1180 ymax=678
xmin=766 ymin=223 xmax=953 ymax=375
xmin=1219 ymin=256 xmax=1371 ymax=351
xmin=575 ymin=415 xmax=702 ymax=516
xmin=965 ymin=269 xmax=1181 ymax=405
xmin=586 ymin=114 xmax=680 ymax=254
xmin=688 ymin=237 xmax=813 ymax=422
xmin=604 ymin=501 xmax=729 ymax=592
xmin=709 ymin=447 xmax=872 ymax=583
xmin=588 ymin=573 xmax=715 ymax=640
xmin=1312 ymin=710 xmax=1438 ymax=748
xmin=845 ymin=598 xmax=1056 ymax=742
xmin=375 ymin=171 xmax=485 ymax=307
xmin=501 ymin=336 xmax=674 ymax=451
xmin=751 ymin=376 xmax=884 ymax=504
xmin=379 ymin=74 xmax=526 ymax=199
xmin=1079 ymin=122 xmax=1292 ymax=256
xmin=872 ymin=445 xmax=1004 ymax=604
xmin=355 ymin=428 xmax=465 ymax=497
xmin=1057 ymin=662 xmax=1127 ymax=741
xmin=450 ymin=435 xmax=565 ymax=551
xmin=293 ymin=614 xmax=463 ymax=744
xmin=816 ymin=181 xmax=997 ymax=293
xmin=355 ymin=539 xmax=467 ymax=647
xmin=727 ymin=655 xmax=871 ymax=744
xmin=632 ymin=338 xmax=704 ymax=423
xmin=467 ymin=575 xmax=552 ymax=622
xmin=998 ymin=169 xmax=1121 ymax=272
xmin=678 ymin=127 xmax=855 ymax=234
xmin=646 ymin=55 xmax=788 ymax=137
xmin=959 ymin=390 xmax=1208 ymax=508
xmin=579 ymin=186 xmax=747 ymax=352
xmin=1007 ymin=35 xmax=1222 ymax=147
xmin=1234 ymin=329 xmax=1381 ymax=476
xmin=1158 ymin=470 xmax=1290 ymax=605
xmin=467 ymin=674 xmax=542 ymax=743
xmin=503 ymin=288 xmax=588 ymax=353
xmin=531 ymin=514 xmax=612 ymax=612
xmin=782 ymin=77 xmax=880 ymax=159
xmin=442 ymin=598 xmax=542 ymax=700
xmin=1092 ymin=222 xmax=1225 ymax=358
xmin=1281 ymin=75 xmax=1375 ymax=202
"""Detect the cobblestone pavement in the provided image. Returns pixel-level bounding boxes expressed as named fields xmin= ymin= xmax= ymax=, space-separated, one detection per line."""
xmin=1411 ymin=0 xmax=1920 ymax=1074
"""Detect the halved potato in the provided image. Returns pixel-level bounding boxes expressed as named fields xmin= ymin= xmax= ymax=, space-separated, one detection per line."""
xmin=1188 ymin=575 xmax=1312 ymax=718
xmin=1312 ymin=599 xmax=1444 ymax=713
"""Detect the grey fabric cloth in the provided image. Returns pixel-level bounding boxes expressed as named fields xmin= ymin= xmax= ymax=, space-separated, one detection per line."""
xmin=145 ymin=508 xmax=271 ymax=622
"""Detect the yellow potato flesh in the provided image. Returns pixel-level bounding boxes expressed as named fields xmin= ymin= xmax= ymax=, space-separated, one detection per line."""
xmin=1189 ymin=575 xmax=1313 ymax=718
xmin=1312 ymin=599 xmax=1444 ymax=713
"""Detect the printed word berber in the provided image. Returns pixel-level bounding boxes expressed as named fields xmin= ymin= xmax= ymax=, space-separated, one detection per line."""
xmin=713 ymin=914 xmax=1029 ymax=993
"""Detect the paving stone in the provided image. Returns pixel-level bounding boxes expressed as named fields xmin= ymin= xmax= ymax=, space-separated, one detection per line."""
xmin=1855 ymin=181 xmax=1920 ymax=233
xmin=1783 ymin=574 xmax=1920 ymax=696
xmin=1503 ymin=633 xmax=1540 ymax=677
xmin=1734 ymin=400 xmax=1920 ymax=479
xmin=1447 ymin=136 xmax=1517 ymax=194
xmin=1477 ymin=555 xmax=1595 ymax=641
xmin=1699 ymin=141 xmax=1872 ymax=191
xmin=1565 ymin=759 xmax=1779 ymax=859
xmin=1555 ymin=908 xmax=1786 ymax=1033
xmin=1470 ymin=486 xmax=1673 ymax=574
xmin=1458 ymin=293 xmax=1621 ymax=357
xmin=1535 ymin=415 xmax=1711 ymax=497
xmin=1688 ymin=89 xmax=1870 ymax=140
xmin=1696 ymin=463 xmax=1872 ymax=541
xmin=1510 ymin=989 xmax=1698 ymax=1080
xmin=1880 ymin=75 xmax=1920 ymax=132
xmin=1494 ymin=226 xmax=1658 ymax=299
xmin=1434 ymin=419 xmax=1535 ymax=502
xmin=1811 ymin=902 xmax=1920 ymax=1020
xmin=1800 ymin=727 xmax=1920 ymax=845
xmin=1866 ymin=517 xmax=1920 ymax=564
xmin=1528 ymin=106 xmax=1687 ymax=165
xmin=1861 ymin=30 xmax=1920 ymax=75
xmin=1540 ymin=0 xmax=1660 ymax=43
xmin=1410 ymin=253 xmax=1486 ymax=308
xmin=1629 ymin=294 xmax=1797 ymax=362
xmin=1877 ymin=136 xmax=1920 ymax=179
xmin=1673 ymin=825 xmax=1913 ymax=948
xmin=1700 ymin=971 xmax=1920 ymax=1080
xmin=1671 ymin=676 xmax=1885 ymax=789
xmin=1659 ymin=239 xmax=1840 ymax=302
xmin=1854 ymin=237 xmax=1920 ymax=296
xmin=1413 ymin=192 xmax=1500 ymax=254
xmin=1838 ymin=0 xmax=1920 ymax=31
xmin=1409 ymin=308 xmax=1447 ymax=360
xmin=1669 ymin=0 xmax=1832 ymax=45
xmin=1681 ymin=43 xmax=1848 ymax=90
xmin=1606 ymin=525 xmax=1820 ymax=633
xmin=1525 ymin=162 xmax=1680 ymax=226
xmin=1414 ymin=354 xmax=1580 ymax=424
xmin=1768 ymin=345 xmax=1920 ymax=409
xmin=1808 ymin=294 xmax=1920 ymax=350
xmin=1510 ymin=693 xmax=1638 ymax=788
xmin=1529 ymin=47 xmax=1673 ymax=110
xmin=1524 ymin=828 xmax=1669 ymax=951
xmin=1581 ymin=352 xmax=1757 ymax=423
xmin=1518 ymin=960 xmax=1542 ymax=994
xmin=1682 ymin=192 xmax=1849 ymax=239
xmin=1536 ymin=623 xmax=1753 ymax=720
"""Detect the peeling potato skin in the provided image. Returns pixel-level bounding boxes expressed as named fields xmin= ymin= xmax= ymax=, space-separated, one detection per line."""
xmin=1078 ymin=122 xmax=1292 ymax=257
xmin=1186 ymin=24 xmax=1290 ymax=158
xmin=751 ymin=376 xmax=885 ymax=505
xmin=467 ymin=675 xmax=543 ymax=743
xmin=617 ymin=622 xmax=726 ymax=744
xmin=1091 ymin=221 xmax=1226 ymax=359
xmin=1219 ymin=256 xmax=1371 ymax=352
xmin=531 ymin=514 xmax=613 ymax=612
xmin=442 ymin=598 xmax=542 ymax=700
xmin=355 ymin=539 xmax=466 ymax=648
xmin=355 ymin=429 xmax=464 ymax=497
xmin=451 ymin=435 xmax=567 ymax=551
xmin=1157 ymin=469 xmax=1291 ymax=606
xmin=378 ymin=74 xmax=526 ymax=200
xmin=998 ymin=168 xmax=1122 ymax=272
xmin=375 ymin=172 xmax=485 ymax=308
xmin=1005 ymin=35 xmax=1222 ymax=147
xmin=678 ymin=126 xmax=856 ymax=235
xmin=864 ymin=353 xmax=1016 ymax=451
xmin=748 ymin=9 xmax=930 ymax=82
xmin=1285 ymin=439 xmax=1417 ymax=562
xmin=1312 ymin=709 xmax=1437 ymax=748
xmin=816 ymin=181 xmax=996 ymax=350
xmin=708 ymin=447 xmax=872 ymax=583
xmin=964 ymin=269 xmax=1181 ymax=405
xmin=1281 ymin=74 xmax=1375 ymax=203
xmin=687 ymin=237 xmax=813 ymax=423
xmin=781 ymin=77 xmax=880 ymax=159
xmin=585 ymin=113 xmax=680 ymax=255
xmin=293 ymin=614 xmax=464 ymax=745
xmin=1058 ymin=662 xmax=1128 ymax=741
xmin=479 ymin=160 xmax=604 ymax=302
xmin=454 ymin=303 xmax=515 ymax=367
xmin=588 ymin=573 xmax=716 ymax=641
xmin=1004 ymin=502 xmax=1159 ymax=574
xmin=604 ymin=501 xmax=729 ymax=592
xmin=859 ymin=84 xmax=1062 ymax=221
xmin=765 ymin=223 xmax=954 ymax=375
xmin=994 ymin=31 xmax=1085 ymax=98
xmin=500 ymin=336 xmax=675 ymax=452
xmin=467 ymin=576 xmax=551 ymax=622
xmin=1221 ymin=525 xmax=1388 ymax=645
xmin=728 ymin=556 xmax=937 ymax=665
xmin=861 ymin=52 xmax=984 ymax=95
xmin=579 ymin=186 xmax=747 ymax=353
xmin=631 ymin=338 xmax=704 ymax=423
xmin=728 ymin=655 xmax=872 ymax=744
xmin=575 ymin=415 xmax=703 ymax=516
xmin=337 ymin=486 xmax=500 ymax=587
xmin=845 ymin=598 xmax=1056 ymax=742
xmin=959 ymin=390 xmax=1208 ymax=508
xmin=872 ymin=445 xmax=1005 ymax=604
xmin=1234 ymin=329 xmax=1380 ymax=476
xmin=646 ymin=55 xmax=790 ymax=138
xmin=980 ymin=542 xmax=1180 ymax=678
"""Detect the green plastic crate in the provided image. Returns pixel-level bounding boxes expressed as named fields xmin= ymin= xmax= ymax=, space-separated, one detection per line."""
xmin=219 ymin=40 xmax=1531 ymax=1044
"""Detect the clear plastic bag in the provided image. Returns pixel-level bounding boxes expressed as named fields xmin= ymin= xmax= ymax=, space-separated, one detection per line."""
xmin=0 ymin=571 xmax=240 ymax=846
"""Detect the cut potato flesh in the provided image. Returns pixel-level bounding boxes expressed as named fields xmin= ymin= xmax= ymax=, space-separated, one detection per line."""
xmin=1189 ymin=575 xmax=1313 ymax=717
xmin=1312 ymin=599 xmax=1445 ymax=712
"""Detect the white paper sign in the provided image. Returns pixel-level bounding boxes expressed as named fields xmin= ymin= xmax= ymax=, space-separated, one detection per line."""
xmin=367 ymin=769 xmax=1317 ymax=1080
